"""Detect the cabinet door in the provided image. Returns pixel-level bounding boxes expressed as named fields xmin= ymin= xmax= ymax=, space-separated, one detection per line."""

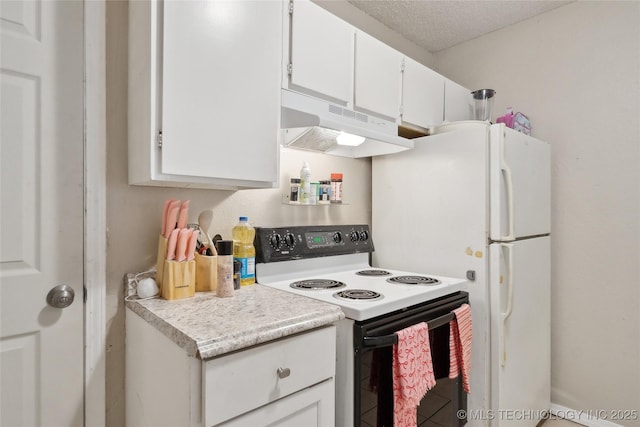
xmin=401 ymin=57 xmax=445 ymax=128
xmin=444 ymin=79 xmax=472 ymax=122
xmin=160 ymin=0 xmax=280 ymax=185
xmin=354 ymin=31 xmax=402 ymax=119
xmin=289 ymin=0 xmax=353 ymax=104
xmin=221 ymin=379 xmax=334 ymax=427
xmin=203 ymin=326 xmax=336 ymax=426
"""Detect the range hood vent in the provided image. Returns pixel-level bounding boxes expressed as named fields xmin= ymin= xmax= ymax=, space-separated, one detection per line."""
xmin=281 ymin=89 xmax=414 ymax=158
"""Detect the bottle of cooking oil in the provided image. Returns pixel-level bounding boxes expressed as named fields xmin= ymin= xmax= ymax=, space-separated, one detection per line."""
xmin=232 ymin=216 xmax=256 ymax=286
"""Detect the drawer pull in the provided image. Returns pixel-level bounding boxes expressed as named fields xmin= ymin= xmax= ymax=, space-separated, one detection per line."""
xmin=277 ymin=367 xmax=291 ymax=379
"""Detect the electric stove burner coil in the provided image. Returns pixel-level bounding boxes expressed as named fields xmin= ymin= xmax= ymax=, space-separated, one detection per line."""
xmin=290 ymin=279 xmax=346 ymax=290
xmin=387 ymin=275 xmax=441 ymax=285
xmin=333 ymin=289 xmax=383 ymax=301
xmin=355 ymin=269 xmax=392 ymax=276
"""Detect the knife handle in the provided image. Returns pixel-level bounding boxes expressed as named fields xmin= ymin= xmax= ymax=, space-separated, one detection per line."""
xmin=161 ymin=199 xmax=174 ymax=237
xmin=177 ymin=200 xmax=190 ymax=229
xmin=164 ymin=201 xmax=181 ymax=239
xmin=186 ymin=230 xmax=199 ymax=261
xmin=166 ymin=228 xmax=180 ymax=261
xmin=176 ymin=228 xmax=191 ymax=262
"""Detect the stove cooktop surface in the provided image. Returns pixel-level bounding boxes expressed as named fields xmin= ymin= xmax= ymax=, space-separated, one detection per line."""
xmin=254 ymin=225 xmax=467 ymax=321
xmin=259 ymin=266 xmax=467 ymax=321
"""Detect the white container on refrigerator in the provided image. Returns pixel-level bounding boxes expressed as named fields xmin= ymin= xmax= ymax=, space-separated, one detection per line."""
xmin=372 ymin=122 xmax=551 ymax=426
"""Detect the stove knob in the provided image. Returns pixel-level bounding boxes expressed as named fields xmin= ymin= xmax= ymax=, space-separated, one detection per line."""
xmin=284 ymin=233 xmax=296 ymax=247
xmin=333 ymin=232 xmax=343 ymax=244
xmin=269 ymin=234 xmax=281 ymax=249
xmin=349 ymin=231 xmax=359 ymax=242
xmin=359 ymin=230 xmax=369 ymax=242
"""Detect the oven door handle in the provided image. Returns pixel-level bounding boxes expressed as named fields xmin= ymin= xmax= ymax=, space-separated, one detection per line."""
xmin=363 ymin=334 xmax=398 ymax=348
xmin=362 ymin=312 xmax=456 ymax=349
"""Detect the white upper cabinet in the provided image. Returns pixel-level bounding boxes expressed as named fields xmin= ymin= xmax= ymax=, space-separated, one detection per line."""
xmin=128 ymin=0 xmax=282 ymax=189
xmin=401 ymin=57 xmax=445 ymax=129
xmin=444 ymin=79 xmax=472 ymax=122
xmin=288 ymin=0 xmax=353 ymax=104
xmin=354 ymin=31 xmax=403 ymax=119
xmin=285 ymin=0 xmax=466 ymax=132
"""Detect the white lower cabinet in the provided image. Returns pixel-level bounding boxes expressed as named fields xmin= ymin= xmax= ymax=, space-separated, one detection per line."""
xmin=126 ymin=311 xmax=336 ymax=427
xmin=220 ymin=379 xmax=334 ymax=427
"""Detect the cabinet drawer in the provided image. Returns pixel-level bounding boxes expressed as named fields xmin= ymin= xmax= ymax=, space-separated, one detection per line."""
xmin=203 ymin=326 xmax=336 ymax=426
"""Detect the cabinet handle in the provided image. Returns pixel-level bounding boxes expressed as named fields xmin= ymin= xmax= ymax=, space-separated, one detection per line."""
xmin=277 ymin=367 xmax=291 ymax=379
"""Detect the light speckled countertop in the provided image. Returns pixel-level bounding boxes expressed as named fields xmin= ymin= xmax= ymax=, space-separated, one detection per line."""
xmin=125 ymin=281 xmax=344 ymax=360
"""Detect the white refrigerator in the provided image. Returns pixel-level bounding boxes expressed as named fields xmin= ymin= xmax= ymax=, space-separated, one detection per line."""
xmin=372 ymin=122 xmax=551 ymax=426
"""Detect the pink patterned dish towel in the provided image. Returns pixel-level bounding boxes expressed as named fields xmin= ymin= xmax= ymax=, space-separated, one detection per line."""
xmin=449 ymin=303 xmax=472 ymax=393
xmin=392 ymin=322 xmax=436 ymax=427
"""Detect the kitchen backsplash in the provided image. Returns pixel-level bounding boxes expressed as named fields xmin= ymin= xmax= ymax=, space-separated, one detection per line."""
xmin=111 ymin=147 xmax=372 ymax=275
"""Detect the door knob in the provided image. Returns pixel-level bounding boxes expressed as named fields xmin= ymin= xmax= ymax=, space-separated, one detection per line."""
xmin=46 ymin=285 xmax=75 ymax=308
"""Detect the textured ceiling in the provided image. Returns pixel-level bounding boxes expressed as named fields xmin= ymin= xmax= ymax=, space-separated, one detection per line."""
xmin=346 ymin=1 xmax=572 ymax=53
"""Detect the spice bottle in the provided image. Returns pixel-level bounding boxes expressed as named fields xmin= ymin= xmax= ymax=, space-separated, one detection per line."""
xmin=330 ymin=173 xmax=343 ymax=204
xmin=215 ymin=240 xmax=234 ymax=297
xmin=309 ymin=182 xmax=319 ymax=205
xmin=318 ymin=180 xmax=331 ymax=204
xmin=289 ymin=178 xmax=301 ymax=204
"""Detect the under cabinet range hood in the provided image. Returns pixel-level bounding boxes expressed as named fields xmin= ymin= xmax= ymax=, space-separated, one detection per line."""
xmin=280 ymin=89 xmax=414 ymax=158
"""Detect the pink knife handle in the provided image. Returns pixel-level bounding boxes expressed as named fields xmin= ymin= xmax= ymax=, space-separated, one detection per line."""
xmin=186 ymin=230 xmax=199 ymax=261
xmin=176 ymin=228 xmax=191 ymax=262
xmin=164 ymin=201 xmax=181 ymax=239
xmin=177 ymin=200 xmax=190 ymax=229
xmin=161 ymin=199 xmax=173 ymax=237
xmin=166 ymin=228 xmax=180 ymax=261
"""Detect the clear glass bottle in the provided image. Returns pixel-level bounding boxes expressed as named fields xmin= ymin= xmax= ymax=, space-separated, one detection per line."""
xmin=232 ymin=216 xmax=256 ymax=286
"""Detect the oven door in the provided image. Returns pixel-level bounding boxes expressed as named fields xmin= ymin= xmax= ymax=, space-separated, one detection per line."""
xmin=353 ymin=292 xmax=469 ymax=427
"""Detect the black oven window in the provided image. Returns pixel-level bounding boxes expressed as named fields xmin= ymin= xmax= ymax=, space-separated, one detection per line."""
xmin=357 ymin=324 xmax=466 ymax=427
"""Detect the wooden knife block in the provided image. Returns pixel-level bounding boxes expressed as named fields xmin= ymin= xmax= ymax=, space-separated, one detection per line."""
xmin=195 ymin=252 xmax=217 ymax=292
xmin=155 ymin=235 xmax=168 ymax=294
xmin=161 ymin=259 xmax=196 ymax=300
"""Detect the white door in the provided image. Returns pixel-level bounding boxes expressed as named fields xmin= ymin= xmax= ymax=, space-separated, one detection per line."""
xmin=489 ymin=237 xmax=550 ymax=425
xmin=1 ymin=1 xmax=84 ymax=426
xmin=490 ymin=124 xmax=551 ymax=241
xmin=289 ymin=0 xmax=353 ymax=104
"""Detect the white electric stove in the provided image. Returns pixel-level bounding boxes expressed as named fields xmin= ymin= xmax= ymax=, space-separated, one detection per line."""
xmin=255 ymin=225 xmax=470 ymax=427
xmin=257 ymin=252 xmax=466 ymax=321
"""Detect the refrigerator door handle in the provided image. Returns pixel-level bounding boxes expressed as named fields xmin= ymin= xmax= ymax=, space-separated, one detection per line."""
xmin=501 ymin=243 xmax=514 ymax=367
xmin=501 ymin=142 xmax=516 ymax=241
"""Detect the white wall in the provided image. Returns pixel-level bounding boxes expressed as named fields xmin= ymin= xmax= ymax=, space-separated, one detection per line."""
xmin=435 ymin=2 xmax=640 ymax=423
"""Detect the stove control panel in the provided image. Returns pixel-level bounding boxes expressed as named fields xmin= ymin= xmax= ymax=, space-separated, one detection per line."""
xmin=255 ymin=224 xmax=374 ymax=263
